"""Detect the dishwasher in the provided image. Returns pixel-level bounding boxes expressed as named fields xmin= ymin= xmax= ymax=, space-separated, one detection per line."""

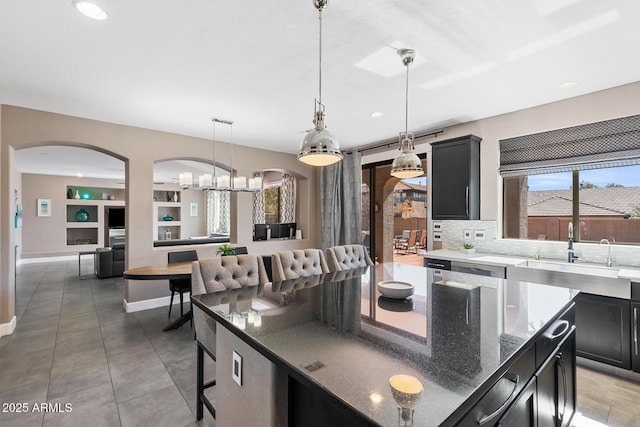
xmin=425 ymin=257 xmax=506 ymax=278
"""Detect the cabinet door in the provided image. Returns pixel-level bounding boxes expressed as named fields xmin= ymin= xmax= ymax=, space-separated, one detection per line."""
xmin=632 ymin=302 xmax=640 ymax=373
xmin=432 ymin=135 xmax=480 ymax=220
xmin=536 ymin=328 xmax=576 ymax=427
xmin=575 ymin=294 xmax=630 ymax=369
xmin=498 ymin=377 xmax=538 ymax=427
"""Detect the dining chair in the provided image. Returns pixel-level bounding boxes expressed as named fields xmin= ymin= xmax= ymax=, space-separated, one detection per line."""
xmin=326 ymin=244 xmax=374 ymax=272
xmin=192 ymin=254 xmax=269 ymax=295
xmin=191 ymin=256 xmax=267 ymax=421
xmin=271 ymin=249 xmax=329 ymax=282
xmin=167 ymin=250 xmax=198 ymax=318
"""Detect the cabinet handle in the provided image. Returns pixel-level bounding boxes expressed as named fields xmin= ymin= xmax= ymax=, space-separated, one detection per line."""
xmin=466 ymin=186 xmax=469 ymax=218
xmin=466 ymin=295 xmax=470 ymax=325
xmin=477 ymin=375 xmax=519 ymax=425
xmin=543 ymin=320 xmax=570 ymax=340
xmin=428 ymin=263 xmax=446 ymax=269
xmin=557 ymin=353 xmax=568 ymax=427
xmin=634 ymin=307 xmax=638 ymax=357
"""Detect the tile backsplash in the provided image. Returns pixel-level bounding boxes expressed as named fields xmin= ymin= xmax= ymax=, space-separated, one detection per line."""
xmin=440 ymin=220 xmax=640 ymax=268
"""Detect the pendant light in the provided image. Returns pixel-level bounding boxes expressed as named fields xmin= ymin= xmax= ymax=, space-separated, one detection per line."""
xmin=179 ymin=118 xmax=262 ymax=192
xmin=391 ymin=49 xmax=423 ymax=178
xmin=298 ymin=0 xmax=343 ymax=167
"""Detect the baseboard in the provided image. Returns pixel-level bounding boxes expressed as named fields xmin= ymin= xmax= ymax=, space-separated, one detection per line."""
xmin=19 ymin=255 xmax=77 ymax=265
xmin=577 ymin=356 xmax=640 ymax=382
xmin=123 ymin=293 xmax=191 ymax=313
xmin=0 ymin=316 xmax=17 ymax=337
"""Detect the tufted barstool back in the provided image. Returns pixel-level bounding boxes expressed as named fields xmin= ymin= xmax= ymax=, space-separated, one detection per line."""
xmin=271 ymin=249 xmax=329 ymax=282
xmin=326 ymin=244 xmax=374 ymax=272
xmin=191 ymin=255 xmax=268 ymax=296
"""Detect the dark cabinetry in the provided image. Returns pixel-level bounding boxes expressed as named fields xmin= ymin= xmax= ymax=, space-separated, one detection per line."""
xmin=575 ymin=293 xmax=630 ymax=369
xmin=536 ymin=328 xmax=576 ymax=427
xmin=432 ymin=135 xmax=481 ymax=220
xmin=631 ymin=282 xmax=640 ymax=372
xmin=456 ymin=303 xmax=576 ymax=427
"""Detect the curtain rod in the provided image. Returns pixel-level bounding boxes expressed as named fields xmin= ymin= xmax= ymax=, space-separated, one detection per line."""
xmin=354 ymin=129 xmax=444 ymax=154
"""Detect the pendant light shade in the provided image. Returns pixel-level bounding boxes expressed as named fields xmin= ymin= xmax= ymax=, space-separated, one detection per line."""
xmin=391 ymin=48 xmax=423 ymax=178
xmin=298 ymin=0 xmax=343 ymax=167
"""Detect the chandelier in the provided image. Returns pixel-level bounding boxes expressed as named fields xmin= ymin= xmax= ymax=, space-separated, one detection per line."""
xmin=180 ymin=118 xmax=263 ymax=192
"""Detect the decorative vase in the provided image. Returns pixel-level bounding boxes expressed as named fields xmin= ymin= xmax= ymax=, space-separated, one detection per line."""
xmin=162 ymin=215 xmax=174 ymax=221
xmin=74 ymin=190 xmax=81 ymax=199
xmin=173 ymin=191 xmax=179 ymax=203
xmin=75 ymin=208 xmax=90 ymax=222
xmin=67 ymin=188 xmax=73 ymax=199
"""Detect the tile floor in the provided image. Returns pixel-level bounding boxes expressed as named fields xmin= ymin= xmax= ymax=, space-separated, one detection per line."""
xmin=1 ymin=258 xmax=639 ymax=426
xmin=0 ymin=259 xmax=215 ymax=427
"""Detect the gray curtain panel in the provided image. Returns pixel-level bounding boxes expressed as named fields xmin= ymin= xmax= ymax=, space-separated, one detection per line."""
xmin=320 ymin=151 xmax=362 ymax=248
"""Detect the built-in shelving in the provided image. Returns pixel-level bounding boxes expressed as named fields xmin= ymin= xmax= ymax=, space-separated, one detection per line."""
xmin=153 ymin=191 xmax=182 ymax=241
xmin=64 ymin=191 xmax=125 ymax=247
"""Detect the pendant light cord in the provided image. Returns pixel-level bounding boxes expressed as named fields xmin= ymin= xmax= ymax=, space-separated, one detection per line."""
xmin=405 ymin=60 xmax=409 ymax=136
xmin=212 ymin=119 xmax=216 ymax=180
xmin=318 ymin=7 xmax=323 ymax=105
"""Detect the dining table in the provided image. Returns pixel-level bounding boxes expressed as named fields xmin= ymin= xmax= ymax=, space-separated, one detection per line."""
xmin=123 ymin=261 xmax=194 ymax=332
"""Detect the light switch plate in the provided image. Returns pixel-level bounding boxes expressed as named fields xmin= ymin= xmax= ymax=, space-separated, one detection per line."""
xmin=474 ymin=230 xmax=486 ymax=240
xmin=232 ymin=351 xmax=242 ymax=386
xmin=464 ymin=229 xmax=473 ymax=239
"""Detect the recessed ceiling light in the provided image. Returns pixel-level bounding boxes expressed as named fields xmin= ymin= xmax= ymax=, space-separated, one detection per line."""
xmin=72 ymin=1 xmax=108 ymax=20
xmin=558 ymin=81 xmax=579 ymax=90
xmin=370 ymin=112 xmax=384 ymax=118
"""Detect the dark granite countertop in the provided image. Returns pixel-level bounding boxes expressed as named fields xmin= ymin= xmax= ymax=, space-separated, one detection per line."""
xmin=191 ymin=263 xmax=578 ymax=426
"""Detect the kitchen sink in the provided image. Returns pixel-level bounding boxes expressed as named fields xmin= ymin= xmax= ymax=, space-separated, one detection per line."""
xmin=507 ymin=259 xmax=630 ymax=299
xmin=523 ymin=260 xmax=620 ymax=278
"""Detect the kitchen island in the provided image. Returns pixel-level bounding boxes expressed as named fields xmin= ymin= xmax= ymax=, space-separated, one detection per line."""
xmin=191 ymin=263 xmax=578 ymax=426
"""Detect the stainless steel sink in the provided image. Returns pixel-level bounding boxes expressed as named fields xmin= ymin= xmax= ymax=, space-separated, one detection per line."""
xmin=524 ymin=260 xmax=620 ymax=278
xmin=507 ymin=260 xmax=630 ymax=299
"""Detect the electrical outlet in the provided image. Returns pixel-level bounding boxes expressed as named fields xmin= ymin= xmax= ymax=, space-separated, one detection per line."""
xmin=463 ymin=229 xmax=473 ymax=239
xmin=432 ymin=222 xmax=442 ymax=232
xmin=433 ymin=233 xmax=442 ymax=241
xmin=474 ymin=230 xmax=486 ymax=240
xmin=232 ymin=351 xmax=242 ymax=386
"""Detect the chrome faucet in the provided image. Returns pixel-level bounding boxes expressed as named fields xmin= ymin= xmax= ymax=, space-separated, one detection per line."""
xmin=599 ymin=239 xmax=612 ymax=267
xmin=568 ymin=222 xmax=579 ymax=263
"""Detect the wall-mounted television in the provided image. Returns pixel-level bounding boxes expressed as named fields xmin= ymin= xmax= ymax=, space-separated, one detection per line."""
xmin=107 ymin=207 xmax=125 ymax=228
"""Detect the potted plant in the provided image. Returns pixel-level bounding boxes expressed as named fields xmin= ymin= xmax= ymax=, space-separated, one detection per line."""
xmin=216 ymin=243 xmax=236 ymax=256
xmin=461 ymin=243 xmax=475 ymax=254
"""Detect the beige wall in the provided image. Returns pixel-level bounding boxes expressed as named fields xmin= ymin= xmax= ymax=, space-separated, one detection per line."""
xmin=364 ymin=81 xmax=640 ymax=233
xmin=0 ymin=106 xmax=321 ymax=325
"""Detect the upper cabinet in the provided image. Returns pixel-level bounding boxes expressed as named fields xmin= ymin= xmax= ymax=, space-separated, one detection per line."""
xmin=431 ymin=135 xmax=481 ymax=220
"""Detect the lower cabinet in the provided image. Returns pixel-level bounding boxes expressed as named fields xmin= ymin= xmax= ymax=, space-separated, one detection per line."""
xmin=632 ymin=302 xmax=640 ymax=373
xmin=575 ymin=293 xmax=630 ymax=369
xmin=456 ymin=304 xmax=576 ymax=427
xmin=536 ymin=328 xmax=576 ymax=427
xmin=498 ymin=377 xmax=538 ymax=427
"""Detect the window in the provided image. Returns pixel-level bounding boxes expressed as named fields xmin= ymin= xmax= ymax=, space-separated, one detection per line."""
xmin=206 ymin=190 xmax=230 ymax=236
xmin=503 ymin=165 xmax=640 ymax=244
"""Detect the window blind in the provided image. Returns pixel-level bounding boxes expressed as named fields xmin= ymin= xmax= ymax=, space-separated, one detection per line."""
xmin=499 ymin=114 xmax=640 ymax=177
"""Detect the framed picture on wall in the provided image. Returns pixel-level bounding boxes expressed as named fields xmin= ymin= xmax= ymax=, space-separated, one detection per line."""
xmin=37 ymin=199 xmax=51 ymax=217
xmin=190 ymin=202 xmax=198 ymax=217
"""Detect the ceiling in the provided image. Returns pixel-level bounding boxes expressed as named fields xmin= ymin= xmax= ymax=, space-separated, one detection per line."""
xmin=4 ymin=0 xmax=640 ymax=181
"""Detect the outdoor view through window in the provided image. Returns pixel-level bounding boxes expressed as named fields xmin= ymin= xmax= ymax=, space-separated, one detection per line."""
xmin=504 ymin=165 xmax=640 ymax=244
